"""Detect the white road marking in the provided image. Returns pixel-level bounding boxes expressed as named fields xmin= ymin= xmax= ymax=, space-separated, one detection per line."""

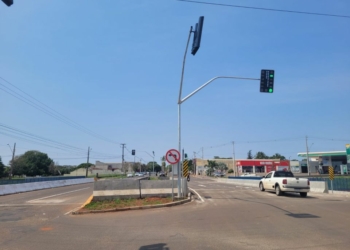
xmin=27 ymin=187 xmax=90 ymax=203
xmin=64 ymin=206 xmax=82 ymax=215
xmin=189 ymin=187 xmax=204 ymax=202
xmin=198 ymin=185 xmax=206 ymax=187
xmin=0 ymin=203 xmax=82 ymax=207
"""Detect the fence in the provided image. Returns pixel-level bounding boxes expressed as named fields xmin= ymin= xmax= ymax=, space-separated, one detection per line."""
xmin=308 ymin=177 xmax=350 ymax=191
xmin=0 ymin=176 xmax=86 ymax=185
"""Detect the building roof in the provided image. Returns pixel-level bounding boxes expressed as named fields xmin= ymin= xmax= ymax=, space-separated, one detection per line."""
xmin=297 ymin=151 xmax=346 ymax=157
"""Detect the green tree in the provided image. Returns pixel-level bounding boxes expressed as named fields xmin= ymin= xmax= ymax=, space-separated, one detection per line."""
xmin=146 ymin=161 xmax=161 ymax=172
xmin=254 ymin=151 xmax=268 ymax=159
xmin=217 ymin=162 xmax=228 ymax=172
xmin=247 ymin=150 xmax=253 ymax=159
xmin=12 ymin=151 xmax=54 ymax=176
xmin=269 ymin=153 xmax=286 ymax=160
xmin=0 ymin=156 xmax=5 ymax=177
xmin=205 ymin=160 xmax=218 ymax=176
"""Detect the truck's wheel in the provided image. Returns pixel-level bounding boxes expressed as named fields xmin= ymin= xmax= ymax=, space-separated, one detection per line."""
xmin=275 ymin=185 xmax=283 ymax=196
xmin=300 ymin=192 xmax=307 ymax=197
xmin=259 ymin=182 xmax=265 ymax=191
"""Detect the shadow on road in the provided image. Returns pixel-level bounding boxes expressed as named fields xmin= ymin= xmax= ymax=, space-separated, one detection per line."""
xmin=139 ymin=243 xmax=169 ymax=250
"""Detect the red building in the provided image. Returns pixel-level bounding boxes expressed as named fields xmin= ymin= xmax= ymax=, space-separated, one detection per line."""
xmin=235 ymin=159 xmax=290 ymax=174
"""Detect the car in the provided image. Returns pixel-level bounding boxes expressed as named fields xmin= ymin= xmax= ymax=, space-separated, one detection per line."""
xmin=159 ymin=172 xmax=166 ymax=177
xmin=213 ymin=172 xmax=225 ymax=177
xmin=127 ymin=173 xmax=134 ymax=178
xmin=259 ymin=171 xmax=310 ymax=197
xmin=134 ymin=172 xmax=144 ymax=177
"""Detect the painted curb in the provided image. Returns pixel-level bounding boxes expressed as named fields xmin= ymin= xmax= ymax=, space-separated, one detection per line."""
xmin=72 ymin=195 xmax=192 ymax=215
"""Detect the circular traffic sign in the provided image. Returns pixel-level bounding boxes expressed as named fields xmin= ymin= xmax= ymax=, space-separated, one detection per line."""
xmin=165 ymin=149 xmax=180 ymax=164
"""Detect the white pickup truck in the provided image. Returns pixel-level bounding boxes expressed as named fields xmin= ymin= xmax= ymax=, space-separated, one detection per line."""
xmin=259 ymin=171 xmax=310 ymax=197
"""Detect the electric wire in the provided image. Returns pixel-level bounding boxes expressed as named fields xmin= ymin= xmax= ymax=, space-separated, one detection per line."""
xmin=0 ymin=76 xmax=119 ymax=144
xmin=177 ymin=0 xmax=350 ymax=19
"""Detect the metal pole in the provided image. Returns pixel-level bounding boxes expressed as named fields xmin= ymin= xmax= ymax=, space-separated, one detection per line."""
xmin=232 ymin=141 xmax=236 ymax=177
xmin=152 ymin=151 xmax=155 ymax=173
xmin=121 ymin=143 xmax=126 ymax=174
xmin=8 ymin=143 xmax=16 ymax=179
xmin=85 ymin=146 xmax=90 ymax=177
xmin=178 ymin=26 xmax=192 ymax=199
xmin=171 ymin=164 xmax=174 ymax=201
xmin=331 ymin=180 xmax=333 ymax=194
xmin=306 ymin=136 xmax=310 ymax=176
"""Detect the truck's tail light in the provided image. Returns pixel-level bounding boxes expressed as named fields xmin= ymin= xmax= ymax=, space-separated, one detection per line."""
xmin=282 ymin=179 xmax=287 ymax=184
xmin=308 ymin=180 xmax=310 ymax=186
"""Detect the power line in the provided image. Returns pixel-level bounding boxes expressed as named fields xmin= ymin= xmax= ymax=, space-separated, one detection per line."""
xmin=0 ymin=76 xmax=120 ymax=145
xmin=177 ymin=0 xmax=350 ymax=19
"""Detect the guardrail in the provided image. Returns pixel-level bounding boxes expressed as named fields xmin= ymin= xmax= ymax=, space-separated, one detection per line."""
xmin=309 ymin=177 xmax=350 ymax=191
xmin=0 ymin=176 xmax=86 ymax=185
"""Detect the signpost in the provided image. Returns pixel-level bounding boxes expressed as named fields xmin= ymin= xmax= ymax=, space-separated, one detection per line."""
xmin=329 ymin=166 xmax=334 ymax=193
xmin=166 ymin=149 xmax=181 ymax=201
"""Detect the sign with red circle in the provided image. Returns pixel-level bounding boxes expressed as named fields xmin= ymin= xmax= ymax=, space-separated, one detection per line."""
xmin=165 ymin=149 xmax=181 ymax=164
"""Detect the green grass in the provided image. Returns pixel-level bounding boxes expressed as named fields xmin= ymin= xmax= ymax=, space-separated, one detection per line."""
xmin=83 ymin=197 xmax=173 ymax=210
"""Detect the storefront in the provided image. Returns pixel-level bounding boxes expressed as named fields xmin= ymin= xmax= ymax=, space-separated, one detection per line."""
xmin=235 ymin=160 xmax=290 ymax=174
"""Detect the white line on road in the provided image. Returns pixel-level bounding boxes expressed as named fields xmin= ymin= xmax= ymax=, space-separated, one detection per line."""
xmin=27 ymin=187 xmax=90 ymax=203
xmin=189 ymin=187 xmax=204 ymax=202
xmin=64 ymin=206 xmax=82 ymax=215
xmin=198 ymin=185 xmax=206 ymax=187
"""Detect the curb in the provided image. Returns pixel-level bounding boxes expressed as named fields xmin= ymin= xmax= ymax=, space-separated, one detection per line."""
xmin=72 ymin=195 xmax=192 ymax=215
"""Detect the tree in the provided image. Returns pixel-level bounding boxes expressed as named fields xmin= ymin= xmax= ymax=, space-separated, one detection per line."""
xmin=146 ymin=161 xmax=161 ymax=172
xmin=269 ymin=153 xmax=286 ymax=160
xmin=205 ymin=160 xmax=218 ymax=176
xmin=161 ymin=156 xmax=166 ymax=171
xmin=0 ymin=156 xmax=5 ymax=177
xmin=217 ymin=162 xmax=228 ymax=172
xmin=254 ymin=151 xmax=268 ymax=159
xmin=12 ymin=151 xmax=54 ymax=176
xmin=247 ymin=150 xmax=253 ymax=159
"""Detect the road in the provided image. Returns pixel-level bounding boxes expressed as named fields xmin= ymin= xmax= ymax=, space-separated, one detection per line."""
xmin=1 ymin=177 xmax=350 ymax=250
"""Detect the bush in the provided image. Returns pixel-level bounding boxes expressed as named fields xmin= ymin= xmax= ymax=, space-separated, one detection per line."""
xmin=228 ymin=169 xmax=234 ymax=173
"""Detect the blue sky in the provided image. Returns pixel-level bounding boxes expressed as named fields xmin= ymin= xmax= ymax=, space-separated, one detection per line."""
xmin=1 ymin=0 xmax=349 ymax=166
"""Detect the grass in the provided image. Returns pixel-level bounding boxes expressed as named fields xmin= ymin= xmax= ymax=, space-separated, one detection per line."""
xmin=83 ymin=197 xmax=173 ymax=211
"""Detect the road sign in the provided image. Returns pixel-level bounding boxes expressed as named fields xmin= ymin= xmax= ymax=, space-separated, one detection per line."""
xmin=260 ymin=69 xmax=275 ymax=93
xmin=166 ymin=149 xmax=180 ymax=164
xmin=183 ymin=160 xmax=189 ymax=177
xmin=329 ymin=166 xmax=334 ymax=180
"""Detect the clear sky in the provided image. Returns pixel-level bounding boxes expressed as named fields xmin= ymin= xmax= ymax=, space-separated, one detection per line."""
xmin=1 ymin=0 xmax=349 ymax=166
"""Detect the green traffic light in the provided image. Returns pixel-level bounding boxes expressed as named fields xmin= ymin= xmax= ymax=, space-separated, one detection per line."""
xmin=270 ymin=74 xmax=274 ymax=78
xmin=269 ymin=88 xmax=273 ymax=93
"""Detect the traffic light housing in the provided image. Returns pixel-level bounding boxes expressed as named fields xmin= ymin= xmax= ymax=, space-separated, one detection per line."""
xmin=260 ymin=69 xmax=275 ymax=93
xmin=191 ymin=16 xmax=204 ymax=55
xmin=2 ymin=0 xmax=13 ymax=6
xmin=132 ymin=150 xmax=135 ymax=155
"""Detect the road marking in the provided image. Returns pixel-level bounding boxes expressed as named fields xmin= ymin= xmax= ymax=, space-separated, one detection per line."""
xmin=0 ymin=203 xmax=83 ymax=207
xmin=189 ymin=187 xmax=204 ymax=202
xmin=198 ymin=185 xmax=206 ymax=187
xmin=64 ymin=194 xmax=93 ymax=215
xmin=27 ymin=187 xmax=90 ymax=203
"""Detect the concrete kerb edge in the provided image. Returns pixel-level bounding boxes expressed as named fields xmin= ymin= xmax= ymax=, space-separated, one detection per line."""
xmin=72 ymin=195 xmax=192 ymax=215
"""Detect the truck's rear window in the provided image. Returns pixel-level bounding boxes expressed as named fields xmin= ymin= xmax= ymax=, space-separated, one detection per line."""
xmin=274 ymin=171 xmax=294 ymax=177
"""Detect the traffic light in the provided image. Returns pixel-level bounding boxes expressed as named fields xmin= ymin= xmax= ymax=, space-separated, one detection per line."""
xmin=132 ymin=150 xmax=135 ymax=155
xmin=2 ymin=0 xmax=13 ymax=6
xmin=260 ymin=69 xmax=275 ymax=93
xmin=191 ymin=16 xmax=204 ymax=55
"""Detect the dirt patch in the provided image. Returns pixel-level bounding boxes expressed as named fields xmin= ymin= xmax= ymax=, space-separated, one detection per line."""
xmin=80 ymin=197 xmax=173 ymax=211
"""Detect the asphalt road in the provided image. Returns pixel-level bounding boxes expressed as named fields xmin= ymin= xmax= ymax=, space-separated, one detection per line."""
xmin=1 ymin=177 xmax=350 ymax=250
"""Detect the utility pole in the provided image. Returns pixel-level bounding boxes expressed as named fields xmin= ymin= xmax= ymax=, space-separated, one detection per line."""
xmin=201 ymin=147 xmax=204 ymax=159
xmin=85 ymin=146 xmax=90 ymax=177
xmin=120 ymin=143 xmax=126 ymax=174
xmin=232 ymin=141 xmax=236 ymax=177
xmin=306 ymin=136 xmax=311 ymax=176
xmin=193 ymin=151 xmax=196 ymax=175
xmin=8 ymin=143 xmax=16 ymax=179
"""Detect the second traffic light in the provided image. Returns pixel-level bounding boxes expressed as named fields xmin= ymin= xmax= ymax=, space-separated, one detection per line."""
xmin=132 ymin=150 xmax=135 ymax=155
xmin=191 ymin=16 xmax=204 ymax=56
xmin=260 ymin=69 xmax=275 ymax=93
xmin=2 ymin=0 xmax=13 ymax=6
